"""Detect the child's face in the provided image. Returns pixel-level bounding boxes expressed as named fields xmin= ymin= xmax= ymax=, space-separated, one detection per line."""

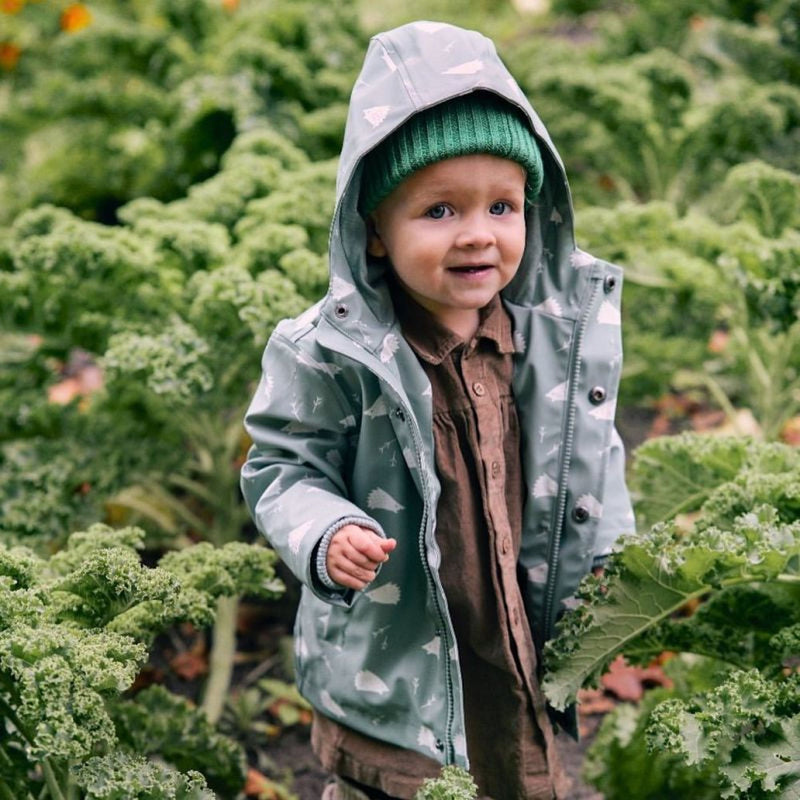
xmin=367 ymin=154 xmax=527 ymax=338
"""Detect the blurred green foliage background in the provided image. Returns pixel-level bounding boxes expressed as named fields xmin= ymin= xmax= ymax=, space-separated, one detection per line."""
xmin=0 ymin=1 xmax=799 ymax=795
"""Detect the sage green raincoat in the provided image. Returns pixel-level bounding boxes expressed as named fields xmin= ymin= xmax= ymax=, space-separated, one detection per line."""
xmin=241 ymin=20 xmax=634 ymax=769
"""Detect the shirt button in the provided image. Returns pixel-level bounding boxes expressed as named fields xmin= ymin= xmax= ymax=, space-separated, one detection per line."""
xmin=501 ymin=536 xmax=511 ymax=554
xmin=512 ymin=606 xmax=520 ymax=626
xmin=472 ymin=381 xmax=485 ymax=397
xmin=491 ymin=460 xmax=501 ymax=478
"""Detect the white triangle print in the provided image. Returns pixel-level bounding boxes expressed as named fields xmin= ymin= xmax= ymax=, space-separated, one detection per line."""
xmin=319 ymin=690 xmax=346 ymax=718
xmin=576 ymin=493 xmax=603 ymax=518
xmin=416 ymin=21 xmax=448 ymax=33
xmin=365 ymin=582 xmax=401 ymax=605
xmin=533 ymin=297 xmax=563 ymax=317
xmin=533 ymin=473 xmax=558 ymax=498
xmin=355 ymin=670 xmax=390 ymax=695
xmin=443 ymin=59 xmax=484 ymax=75
xmin=381 ymin=49 xmax=397 ymax=72
xmin=597 ymin=300 xmax=621 ymax=326
xmin=570 ymin=250 xmax=594 ymax=268
xmin=588 ymin=400 xmax=616 ymax=421
xmin=364 ymin=397 xmax=389 ymax=418
xmin=546 ymin=381 xmax=568 ymax=402
xmin=330 ymin=275 xmax=355 ymax=300
xmin=367 ymin=488 xmax=405 ymax=512
xmin=288 ymin=520 xmax=314 ymax=554
xmin=363 ymin=105 xmax=391 ymax=127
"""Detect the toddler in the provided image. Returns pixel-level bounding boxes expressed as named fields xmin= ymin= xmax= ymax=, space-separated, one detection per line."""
xmin=241 ymin=19 xmax=633 ymax=800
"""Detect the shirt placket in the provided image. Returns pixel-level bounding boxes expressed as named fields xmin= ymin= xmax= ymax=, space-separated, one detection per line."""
xmin=459 ymin=344 xmax=534 ymax=682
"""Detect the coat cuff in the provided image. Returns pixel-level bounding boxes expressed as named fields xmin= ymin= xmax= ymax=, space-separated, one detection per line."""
xmin=313 ymin=516 xmax=387 ymax=591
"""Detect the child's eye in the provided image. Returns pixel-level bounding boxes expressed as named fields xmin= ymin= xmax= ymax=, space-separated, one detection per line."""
xmin=489 ymin=201 xmax=512 ymax=215
xmin=425 ymin=204 xmax=451 ymax=219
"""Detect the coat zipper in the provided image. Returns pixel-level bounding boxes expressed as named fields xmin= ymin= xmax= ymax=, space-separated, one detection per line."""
xmin=405 ymin=410 xmax=456 ymax=764
xmin=542 ymin=278 xmax=602 ymax=640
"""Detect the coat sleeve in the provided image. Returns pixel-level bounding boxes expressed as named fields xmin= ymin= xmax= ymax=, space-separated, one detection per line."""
xmin=240 ymin=330 xmax=385 ymax=606
xmin=593 ymin=426 xmax=635 ymax=561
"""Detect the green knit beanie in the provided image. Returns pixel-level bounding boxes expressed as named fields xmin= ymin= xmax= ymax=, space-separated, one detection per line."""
xmin=358 ymin=92 xmax=543 ymax=217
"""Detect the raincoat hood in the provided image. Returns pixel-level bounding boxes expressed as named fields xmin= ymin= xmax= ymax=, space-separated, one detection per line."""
xmin=326 ymin=21 xmax=581 ymax=339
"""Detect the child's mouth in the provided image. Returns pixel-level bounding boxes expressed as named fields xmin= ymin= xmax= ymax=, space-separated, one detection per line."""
xmin=447 ymin=264 xmax=493 ymax=275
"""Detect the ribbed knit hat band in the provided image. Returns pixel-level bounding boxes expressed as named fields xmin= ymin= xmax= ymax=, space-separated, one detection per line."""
xmin=359 ymin=93 xmax=543 ymax=217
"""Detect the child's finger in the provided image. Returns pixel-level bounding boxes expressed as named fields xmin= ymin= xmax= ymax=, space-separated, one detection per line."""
xmin=349 ymin=528 xmax=395 ymax=562
xmin=327 ymin=556 xmax=376 ymax=590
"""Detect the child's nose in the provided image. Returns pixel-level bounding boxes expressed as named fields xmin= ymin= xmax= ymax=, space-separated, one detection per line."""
xmin=455 ymin=214 xmax=496 ymax=249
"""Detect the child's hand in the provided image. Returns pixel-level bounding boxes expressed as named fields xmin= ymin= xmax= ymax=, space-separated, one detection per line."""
xmin=327 ymin=525 xmax=397 ymax=591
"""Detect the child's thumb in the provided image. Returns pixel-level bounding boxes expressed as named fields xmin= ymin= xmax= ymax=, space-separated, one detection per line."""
xmin=380 ymin=537 xmax=397 ymax=554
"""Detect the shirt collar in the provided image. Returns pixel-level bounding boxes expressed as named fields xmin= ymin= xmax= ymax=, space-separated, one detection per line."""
xmin=388 ymin=277 xmax=515 ymax=365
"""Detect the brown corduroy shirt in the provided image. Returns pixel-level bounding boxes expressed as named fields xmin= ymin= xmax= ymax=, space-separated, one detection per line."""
xmin=312 ymin=290 xmax=567 ymax=800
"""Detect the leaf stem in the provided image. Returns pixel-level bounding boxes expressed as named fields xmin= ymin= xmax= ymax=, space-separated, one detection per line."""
xmin=201 ymin=593 xmax=240 ymax=724
xmin=41 ymin=760 xmax=67 ymax=800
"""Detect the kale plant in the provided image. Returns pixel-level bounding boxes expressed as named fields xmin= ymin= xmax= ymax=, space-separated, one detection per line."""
xmin=0 ymin=523 xmax=282 ymax=799
xmin=544 ymin=434 xmax=800 ymax=798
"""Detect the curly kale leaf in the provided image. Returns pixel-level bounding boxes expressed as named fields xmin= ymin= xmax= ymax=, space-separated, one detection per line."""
xmin=102 ymin=318 xmax=214 ymax=403
xmin=110 ymin=685 xmax=246 ymax=796
xmin=630 ymin=433 xmax=751 ymax=529
xmin=72 ymin=752 xmax=216 ymax=799
xmin=584 ymin=681 xmax=720 ymax=799
xmin=647 ymin=671 xmax=800 ymax=798
xmin=414 ymin=766 xmax=478 ymax=800
xmin=158 ymin=540 xmax=283 ymax=614
xmin=542 ymin=507 xmax=800 ymax=711
xmin=640 ymin=583 xmax=800 ymax=672
xmin=0 ymin=624 xmax=146 ymax=760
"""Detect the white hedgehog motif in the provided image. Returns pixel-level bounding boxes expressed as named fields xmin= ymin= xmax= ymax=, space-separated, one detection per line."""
xmin=365 ymin=582 xmax=401 ymax=605
xmin=533 ymin=473 xmax=559 ymax=498
xmin=597 ymin=300 xmax=621 ymax=326
xmin=339 ymin=415 xmax=356 ymax=428
xmin=443 ymin=59 xmax=484 ymax=75
xmin=288 ymin=520 xmax=314 ymax=555
xmin=367 ymin=488 xmax=405 ymax=513
xmin=319 ymin=690 xmax=346 ymax=718
xmin=546 ymin=381 xmax=568 ymax=402
xmin=355 ymin=670 xmax=390 ymax=695
xmin=533 ymin=297 xmax=563 ymax=317
xmin=513 ymin=330 xmax=526 ymax=352
xmin=379 ymin=333 xmax=400 ymax=363
xmin=551 ymin=208 xmax=563 ymax=224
